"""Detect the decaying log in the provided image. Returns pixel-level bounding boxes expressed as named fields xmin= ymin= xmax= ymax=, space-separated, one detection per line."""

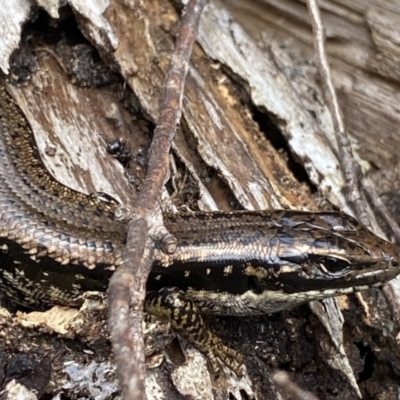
xmin=0 ymin=1 xmax=400 ymax=399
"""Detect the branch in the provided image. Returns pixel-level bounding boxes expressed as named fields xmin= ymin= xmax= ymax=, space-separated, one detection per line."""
xmin=305 ymin=0 xmax=368 ymax=225
xmin=273 ymin=371 xmax=320 ymax=400
xmin=305 ymin=0 xmax=400 ymax=243
xmin=107 ymin=1 xmax=208 ymax=398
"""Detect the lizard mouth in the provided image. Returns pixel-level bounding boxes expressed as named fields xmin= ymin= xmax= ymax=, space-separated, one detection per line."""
xmin=251 ymin=261 xmax=400 ymax=295
xmin=353 ymin=265 xmax=400 ymax=286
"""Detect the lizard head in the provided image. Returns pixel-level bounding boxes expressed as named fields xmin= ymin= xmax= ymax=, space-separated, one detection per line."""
xmin=246 ymin=227 xmax=400 ymax=302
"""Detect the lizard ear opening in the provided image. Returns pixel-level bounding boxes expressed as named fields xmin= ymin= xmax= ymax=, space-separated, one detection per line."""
xmin=248 ymin=275 xmax=263 ymax=294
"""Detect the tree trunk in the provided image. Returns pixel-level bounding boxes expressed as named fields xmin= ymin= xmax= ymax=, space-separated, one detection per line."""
xmin=0 ymin=1 xmax=399 ymax=399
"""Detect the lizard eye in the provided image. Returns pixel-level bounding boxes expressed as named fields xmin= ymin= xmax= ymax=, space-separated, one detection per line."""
xmin=323 ymin=257 xmax=351 ymax=273
xmin=390 ymin=257 xmax=399 ymax=268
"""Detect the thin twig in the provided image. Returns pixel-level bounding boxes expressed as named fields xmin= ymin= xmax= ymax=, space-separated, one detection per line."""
xmin=306 ymin=0 xmax=400 ymax=243
xmin=362 ymin=176 xmax=400 ymax=241
xmin=306 ymin=0 xmax=368 ymax=226
xmin=107 ymin=1 xmax=208 ymax=399
xmin=273 ymin=371 xmax=320 ymax=400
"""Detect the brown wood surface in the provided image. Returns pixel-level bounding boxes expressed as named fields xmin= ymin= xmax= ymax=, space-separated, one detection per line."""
xmin=0 ymin=1 xmax=400 ymax=399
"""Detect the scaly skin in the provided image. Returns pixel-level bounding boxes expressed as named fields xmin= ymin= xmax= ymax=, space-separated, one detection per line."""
xmin=1 ymin=82 xmax=399 ymax=375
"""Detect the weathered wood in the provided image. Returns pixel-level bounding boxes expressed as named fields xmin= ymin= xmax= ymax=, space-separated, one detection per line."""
xmin=0 ymin=1 xmax=399 ymax=399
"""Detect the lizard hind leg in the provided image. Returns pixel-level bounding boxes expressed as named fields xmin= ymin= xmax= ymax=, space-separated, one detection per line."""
xmin=146 ymin=287 xmax=244 ymax=377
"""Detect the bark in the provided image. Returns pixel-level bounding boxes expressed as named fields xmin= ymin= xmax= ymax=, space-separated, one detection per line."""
xmin=0 ymin=1 xmax=400 ymax=399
